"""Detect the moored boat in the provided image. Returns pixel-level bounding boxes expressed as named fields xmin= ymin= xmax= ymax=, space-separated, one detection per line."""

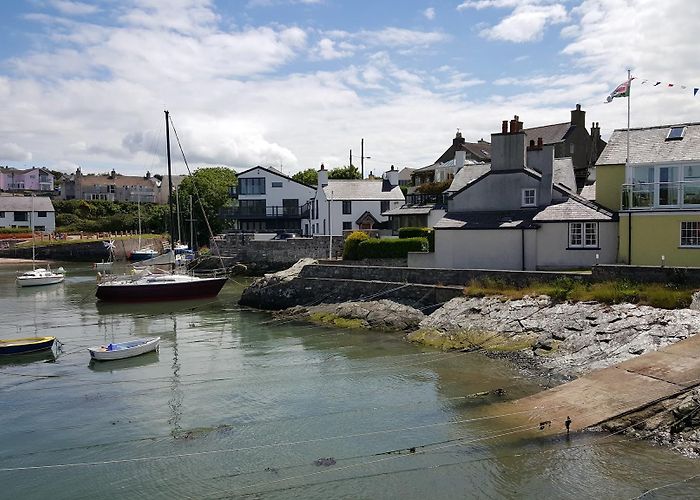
xmin=16 ymin=267 xmax=65 ymax=287
xmin=88 ymin=337 xmax=160 ymax=361
xmin=96 ymin=270 xmax=227 ymax=301
xmin=0 ymin=336 xmax=56 ymax=355
xmin=129 ymin=248 xmax=159 ymax=261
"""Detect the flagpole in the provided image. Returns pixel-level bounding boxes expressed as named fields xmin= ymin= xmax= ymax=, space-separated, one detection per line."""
xmin=626 ymin=68 xmax=631 ymax=166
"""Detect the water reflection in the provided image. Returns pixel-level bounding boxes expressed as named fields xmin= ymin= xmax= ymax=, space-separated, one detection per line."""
xmin=88 ymin=351 xmax=159 ymax=372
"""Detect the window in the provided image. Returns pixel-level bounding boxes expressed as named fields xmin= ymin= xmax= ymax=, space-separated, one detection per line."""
xmin=569 ymin=222 xmax=598 ymax=248
xmin=239 ymin=199 xmax=266 ymax=216
xmin=37 ymin=211 xmax=47 ymax=218
xmin=680 ymin=221 xmax=700 ymax=247
xmin=108 ymin=184 xmax=116 ymax=193
xmin=380 ymin=200 xmax=390 ymax=213
xmin=35 ymin=225 xmax=45 ymax=232
xmin=569 ymin=143 xmax=575 ymax=155
xmin=239 ymin=177 xmax=266 ymax=195
xmin=14 ymin=211 xmax=28 ymax=222
xmin=666 ymin=126 xmax=686 ymax=141
xmin=342 ymin=221 xmax=352 ymax=231
xmin=521 ymin=188 xmax=536 ymax=207
xmin=315 ymin=200 xmax=319 ymax=219
xmin=342 ymin=201 xmax=352 ymax=214
xmin=282 ymin=199 xmax=298 ymax=216
xmin=271 ymin=181 xmax=283 ymax=188
xmin=0 ymin=212 xmax=4 ymax=218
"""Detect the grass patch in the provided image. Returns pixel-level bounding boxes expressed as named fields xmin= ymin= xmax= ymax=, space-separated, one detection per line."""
xmin=406 ymin=329 xmax=537 ymax=352
xmin=463 ymin=278 xmax=694 ymax=309
xmin=309 ymin=312 xmax=366 ymax=329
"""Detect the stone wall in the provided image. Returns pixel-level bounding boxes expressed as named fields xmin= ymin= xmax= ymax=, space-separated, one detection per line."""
xmin=216 ymin=233 xmax=344 ymax=266
xmin=592 ymin=264 xmax=700 ymax=286
xmin=300 ymin=264 xmax=591 ymax=287
xmin=0 ymin=237 xmax=163 ymax=262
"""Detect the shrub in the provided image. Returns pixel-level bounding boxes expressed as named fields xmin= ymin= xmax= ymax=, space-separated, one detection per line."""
xmin=415 ymin=180 xmax=451 ymax=195
xmin=399 ymin=227 xmax=434 ymax=251
xmin=357 ymin=237 xmax=427 ymax=259
xmin=343 ymin=231 xmax=370 ymax=260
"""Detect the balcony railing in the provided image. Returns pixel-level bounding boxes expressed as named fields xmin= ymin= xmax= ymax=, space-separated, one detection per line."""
xmin=405 ymin=193 xmax=448 ymax=207
xmin=221 ymin=205 xmax=310 ymax=219
xmin=622 ymin=181 xmax=700 ymax=210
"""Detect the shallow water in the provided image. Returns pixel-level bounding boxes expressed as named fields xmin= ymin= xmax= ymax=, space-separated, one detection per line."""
xmin=0 ymin=263 xmax=699 ymax=499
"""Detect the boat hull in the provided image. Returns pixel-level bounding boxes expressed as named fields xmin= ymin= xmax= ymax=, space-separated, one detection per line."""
xmin=16 ymin=275 xmax=65 ymax=287
xmin=0 ymin=337 xmax=55 ymax=355
xmin=129 ymin=250 xmax=159 ymax=262
xmin=89 ymin=337 xmax=160 ymax=361
xmin=96 ymin=276 xmax=227 ymax=302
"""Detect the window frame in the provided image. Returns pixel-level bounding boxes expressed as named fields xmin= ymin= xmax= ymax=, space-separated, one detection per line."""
xmin=239 ymin=177 xmax=266 ymax=195
xmin=380 ymin=200 xmax=390 ymax=213
xmin=342 ymin=200 xmax=352 ymax=215
xmin=521 ymin=188 xmax=536 ymax=207
xmin=680 ymin=221 xmax=700 ymax=248
xmin=271 ymin=181 xmax=283 ymax=188
xmin=568 ymin=222 xmax=599 ymax=249
xmin=342 ymin=221 xmax=352 ymax=231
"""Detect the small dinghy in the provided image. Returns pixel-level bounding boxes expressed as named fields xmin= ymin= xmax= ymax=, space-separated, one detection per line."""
xmin=88 ymin=337 xmax=160 ymax=361
xmin=0 ymin=336 xmax=56 ymax=355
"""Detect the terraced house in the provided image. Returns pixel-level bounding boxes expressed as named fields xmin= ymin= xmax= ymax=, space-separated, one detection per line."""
xmin=596 ymin=122 xmax=700 ymax=266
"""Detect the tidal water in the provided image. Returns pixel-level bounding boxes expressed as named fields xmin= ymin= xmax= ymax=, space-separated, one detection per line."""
xmin=1 ymin=262 xmax=699 ymax=499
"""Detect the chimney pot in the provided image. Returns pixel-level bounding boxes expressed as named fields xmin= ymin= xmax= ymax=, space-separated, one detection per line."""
xmin=529 ymin=140 xmax=535 ymax=148
xmin=320 ymin=163 xmax=325 ymax=171
xmin=576 ymin=104 xmax=581 ymax=111
xmin=502 ymin=120 xmax=508 ymax=133
xmin=537 ymin=137 xmax=543 ymax=147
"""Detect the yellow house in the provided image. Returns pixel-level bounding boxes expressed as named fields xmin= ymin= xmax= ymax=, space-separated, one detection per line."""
xmin=596 ymin=122 xmax=700 ymax=267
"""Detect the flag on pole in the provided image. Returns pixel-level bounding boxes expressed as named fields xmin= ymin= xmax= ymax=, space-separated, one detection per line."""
xmin=605 ymin=78 xmax=634 ymax=103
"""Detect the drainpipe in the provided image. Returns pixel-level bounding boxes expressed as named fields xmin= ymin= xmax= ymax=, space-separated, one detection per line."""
xmin=627 ymin=212 xmax=632 ymax=265
xmin=521 ymin=229 xmax=526 ymax=271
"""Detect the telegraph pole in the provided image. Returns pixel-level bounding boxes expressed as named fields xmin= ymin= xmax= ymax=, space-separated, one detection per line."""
xmin=360 ymin=138 xmax=370 ymax=179
xmin=349 ymin=149 xmax=352 ymax=167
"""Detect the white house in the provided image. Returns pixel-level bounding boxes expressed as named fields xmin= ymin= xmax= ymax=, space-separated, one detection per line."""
xmin=223 ymin=166 xmax=316 ymax=234
xmin=409 ymin=116 xmax=617 ymax=270
xmin=306 ymin=165 xmax=405 ymax=236
xmin=0 ymin=196 xmax=56 ymax=233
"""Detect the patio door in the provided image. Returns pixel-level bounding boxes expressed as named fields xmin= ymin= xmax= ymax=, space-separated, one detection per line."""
xmin=657 ymin=166 xmax=679 ymax=206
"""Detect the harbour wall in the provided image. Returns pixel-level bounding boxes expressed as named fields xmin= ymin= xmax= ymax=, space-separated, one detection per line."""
xmin=0 ymin=238 xmax=163 ymax=262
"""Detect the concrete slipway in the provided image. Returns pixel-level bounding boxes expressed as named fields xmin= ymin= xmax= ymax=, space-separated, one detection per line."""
xmin=490 ymin=333 xmax=700 ymax=437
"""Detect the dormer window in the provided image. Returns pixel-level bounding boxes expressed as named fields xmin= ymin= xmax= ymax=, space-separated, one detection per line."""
xmin=666 ymin=126 xmax=686 ymax=141
xmin=521 ymin=188 xmax=536 ymax=207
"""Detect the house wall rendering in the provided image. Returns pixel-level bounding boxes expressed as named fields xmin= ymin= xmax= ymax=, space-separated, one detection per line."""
xmin=595 ymin=163 xmax=625 ymax=210
xmin=618 ymin=212 xmax=700 ymax=266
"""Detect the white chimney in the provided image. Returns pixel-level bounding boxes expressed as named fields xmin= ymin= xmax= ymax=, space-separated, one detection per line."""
xmin=454 ymin=149 xmax=466 ymax=170
xmin=317 ymin=163 xmax=328 ymax=188
xmin=385 ymin=165 xmax=399 ymax=186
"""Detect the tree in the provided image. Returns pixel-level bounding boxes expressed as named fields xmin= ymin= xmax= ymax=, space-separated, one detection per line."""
xmin=176 ymin=167 xmax=237 ymax=245
xmin=329 ymin=165 xmax=362 ymax=180
xmin=292 ymin=168 xmax=318 ymax=186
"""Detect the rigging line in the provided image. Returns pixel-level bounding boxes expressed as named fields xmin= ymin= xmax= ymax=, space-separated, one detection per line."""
xmin=630 ymin=472 xmax=700 ymax=499
xmin=168 ymin=115 xmax=223 ymax=268
xmin=0 ymin=410 xmax=555 ymax=474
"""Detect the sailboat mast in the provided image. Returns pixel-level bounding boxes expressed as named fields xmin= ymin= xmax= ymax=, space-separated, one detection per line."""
xmin=137 ymin=191 xmax=142 ymax=249
xmin=31 ymin=195 xmax=35 ymax=270
xmin=165 ymin=110 xmax=175 ymax=256
xmin=175 ymin=185 xmax=182 ymax=244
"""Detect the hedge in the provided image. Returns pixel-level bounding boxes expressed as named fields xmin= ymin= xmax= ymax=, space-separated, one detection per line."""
xmin=343 ymin=231 xmax=370 ymax=260
xmin=357 ymin=237 xmax=428 ymax=259
xmin=399 ymin=227 xmax=434 ymax=252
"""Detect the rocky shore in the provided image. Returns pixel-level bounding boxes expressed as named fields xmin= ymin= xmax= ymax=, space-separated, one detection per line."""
xmin=241 ymin=262 xmax=700 ymax=454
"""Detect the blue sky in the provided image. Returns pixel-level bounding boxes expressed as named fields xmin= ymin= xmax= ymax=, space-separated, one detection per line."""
xmin=0 ymin=0 xmax=698 ymax=176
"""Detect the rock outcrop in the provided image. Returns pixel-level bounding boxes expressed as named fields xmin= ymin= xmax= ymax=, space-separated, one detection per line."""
xmin=408 ymin=296 xmax=700 ymax=377
xmin=276 ymin=300 xmax=425 ymax=332
xmin=239 ymin=258 xmax=317 ymax=308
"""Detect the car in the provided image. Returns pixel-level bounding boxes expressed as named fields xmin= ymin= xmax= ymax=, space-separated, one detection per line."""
xmin=272 ymin=232 xmax=298 ymax=240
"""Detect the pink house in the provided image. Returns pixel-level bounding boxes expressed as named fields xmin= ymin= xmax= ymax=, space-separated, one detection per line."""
xmin=0 ymin=167 xmax=54 ymax=192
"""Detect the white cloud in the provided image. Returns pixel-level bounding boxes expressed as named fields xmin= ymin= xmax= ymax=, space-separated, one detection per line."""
xmin=48 ymin=0 xmax=100 ymax=16
xmin=481 ymin=4 xmax=568 ymax=42
xmin=0 ymin=143 xmax=33 ymax=162
xmin=423 ymin=7 xmax=436 ymax=20
xmin=310 ymin=38 xmax=352 ymax=60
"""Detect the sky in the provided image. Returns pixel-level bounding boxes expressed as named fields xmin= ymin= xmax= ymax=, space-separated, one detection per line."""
xmin=0 ymin=0 xmax=698 ymax=177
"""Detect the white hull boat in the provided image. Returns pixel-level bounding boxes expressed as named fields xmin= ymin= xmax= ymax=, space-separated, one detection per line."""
xmin=88 ymin=337 xmax=160 ymax=361
xmin=17 ymin=267 xmax=65 ymax=287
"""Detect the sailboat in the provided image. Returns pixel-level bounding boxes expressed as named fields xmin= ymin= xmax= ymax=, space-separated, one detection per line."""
xmin=95 ymin=111 xmax=227 ymax=302
xmin=128 ymin=190 xmax=159 ymax=261
xmin=16 ymin=196 xmax=65 ymax=287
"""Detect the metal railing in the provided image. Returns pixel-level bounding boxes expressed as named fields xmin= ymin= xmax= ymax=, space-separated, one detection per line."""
xmin=220 ymin=205 xmax=310 ymax=219
xmin=405 ymin=193 xmax=448 ymax=207
xmin=621 ymin=181 xmax=700 ymax=210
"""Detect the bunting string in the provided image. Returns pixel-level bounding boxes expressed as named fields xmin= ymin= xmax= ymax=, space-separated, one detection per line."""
xmin=637 ymin=77 xmax=699 ymax=97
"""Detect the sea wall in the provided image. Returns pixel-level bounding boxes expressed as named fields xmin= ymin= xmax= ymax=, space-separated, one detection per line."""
xmin=0 ymin=237 xmax=163 ymax=262
xmin=216 ymin=233 xmax=344 ymax=271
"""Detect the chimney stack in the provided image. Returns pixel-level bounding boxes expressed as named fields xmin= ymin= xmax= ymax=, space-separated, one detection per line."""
xmin=385 ymin=164 xmax=399 ymax=186
xmin=571 ymin=103 xmax=585 ymax=129
xmin=491 ymin=115 xmax=526 ymax=171
xmin=317 ymin=163 xmax=328 ymax=188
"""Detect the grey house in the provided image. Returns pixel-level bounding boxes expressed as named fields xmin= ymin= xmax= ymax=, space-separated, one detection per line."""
xmin=409 ymin=116 xmax=617 ymax=271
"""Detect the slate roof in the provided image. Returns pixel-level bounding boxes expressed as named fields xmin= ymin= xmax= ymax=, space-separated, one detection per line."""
xmin=322 ymin=179 xmax=404 ymax=201
xmin=579 ymin=182 xmax=596 ymax=200
xmin=382 ymin=205 xmax=435 ymax=216
xmin=445 ymin=163 xmax=491 ymax=193
xmin=434 ymin=209 xmax=539 ymax=230
xmin=0 ymin=196 xmax=55 ymax=211
xmin=524 ymin=122 xmax=572 ymax=145
xmin=596 ymin=122 xmax=700 ymax=165
xmin=532 ymin=195 xmax=615 ymax=222
xmin=553 ymin=158 xmax=576 ymax=193
xmin=435 ymin=141 xmax=491 ymax=164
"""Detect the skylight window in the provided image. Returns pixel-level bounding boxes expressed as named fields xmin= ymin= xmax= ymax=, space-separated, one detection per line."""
xmin=666 ymin=126 xmax=686 ymax=141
